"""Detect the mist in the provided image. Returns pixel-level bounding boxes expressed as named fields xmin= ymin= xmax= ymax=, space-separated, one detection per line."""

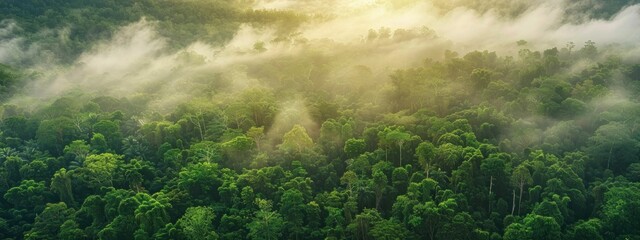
xmin=2 ymin=1 xmax=640 ymax=239
xmin=2 ymin=0 xmax=640 ymax=135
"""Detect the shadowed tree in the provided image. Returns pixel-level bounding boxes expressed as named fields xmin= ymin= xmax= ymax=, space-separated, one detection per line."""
xmin=588 ymin=122 xmax=639 ymax=173
xmin=36 ymin=117 xmax=77 ymax=155
xmin=24 ymin=202 xmax=75 ymax=239
xmin=372 ymin=170 xmax=388 ymax=210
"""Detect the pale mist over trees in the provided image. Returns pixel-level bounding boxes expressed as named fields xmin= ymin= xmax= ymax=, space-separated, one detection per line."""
xmin=0 ymin=0 xmax=640 ymax=239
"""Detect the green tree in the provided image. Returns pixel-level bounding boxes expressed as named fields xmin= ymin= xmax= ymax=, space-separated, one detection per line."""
xmin=248 ymin=199 xmax=284 ymax=240
xmin=567 ymin=219 xmax=603 ymax=240
xmin=588 ymin=122 xmax=639 ymax=173
xmin=177 ymin=162 xmax=223 ymax=202
xmin=246 ymin=126 xmax=266 ymax=151
xmin=50 ymin=168 xmax=75 ymax=206
xmin=19 ymin=159 xmax=52 ymax=182
xmin=372 ymin=170 xmax=388 ymax=210
xmin=93 ymin=120 xmax=122 ymax=151
xmin=391 ymin=167 xmax=409 ymax=195
xmin=91 ymin=133 xmax=110 ymax=153
xmin=188 ymin=141 xmax=221 ymax=163
xmin=36 ymin=117 xmax=77 ymax=155
xmin=122 ymin=136 xmax=149 ymax=160
xmin=532 ymin=200 xmax=564 ymax=226
xmin=503 ymin=223 xmax=531 ymax=240
xmin=481 ymin=156 xmax=508 ymax=212
xmin=3 ymin=155 xmax=24 ymax=184
xmin=435 ymin=143 xmax=464 ymax=173
xmin=323 ymin=206 xmax=346 ymax=239
xmin=4 ymin=180 xmax=49 ymax=210
xmin=347 ymin=208 xmax=383 ymax=240
xmin=380 ymin=128 xmax=411 ymax=166
xmin=177 ymin=206 xmax=218 ymax=240
xmin=408 ymin=198 xmax=457 ymax=240
xmin=415 ymin=142 xmax=436 ymax=177
xmin=221 ymin=135 xmax=255 ymax=170
xmin=83 ymin=153 xmax=123 ymax=188
xmin=344 ymin=138 xmax=366 ymax=159
xmin=524 ymin=214 xmax=561 ymax=240
xmin=238 ymin=88 xmax=278 ymax=127
xmin=369 ymin=218 xmax=411 ymax=240
xmin=64 ymin=140 xmax=90 ymax=164
xmin=279 ymin=125 xmax=314 ymax=155
xmin=24 ymin=202 xmax=75 ymax=240
xmin=470 ymin=68 xmax=494 ymax=89
xmin=134 ymin=193 xmax=172 ymax=238
xmin=601 ymin=184 xmax=640 ymax=236
xmin=1 ymin=116 xmax=37 ymax=140
xmin=438 ymin=212 xmax=475 ymax=240
xmin=58 ymin=220 xmax=87 ymax=240
xmin=218 ymin=214 xmax=250 ymax=240
xmin=279 ymin=189 xmax=306 ymax=239
xmin=511 ymin=165 xmax=532 ymax=215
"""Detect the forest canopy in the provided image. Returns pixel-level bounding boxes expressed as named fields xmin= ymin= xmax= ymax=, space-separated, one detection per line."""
xmin=1 ymin=0 xmax=640 ymax=240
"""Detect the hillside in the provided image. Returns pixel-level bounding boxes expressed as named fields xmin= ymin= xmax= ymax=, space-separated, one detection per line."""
xmin=1 ymin=1 xmax=640 ymax=239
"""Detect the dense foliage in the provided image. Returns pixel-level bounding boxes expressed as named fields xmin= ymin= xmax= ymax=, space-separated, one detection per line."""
xmin=0 ymin=0 xmax=304 ymax=64
xmin=1 ymin=1 xmax=640 ymax=240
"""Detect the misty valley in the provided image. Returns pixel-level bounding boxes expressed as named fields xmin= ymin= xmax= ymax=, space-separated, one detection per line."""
xmin=1 ymin=0 xmax=640 ymax=240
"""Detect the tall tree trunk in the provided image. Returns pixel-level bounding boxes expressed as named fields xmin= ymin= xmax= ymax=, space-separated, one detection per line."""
xmin=488 ymin=176 xmax=493 ymax=213
xmin=399 ymin=142 xmax=403 ymax=166
xmin=190 ymin=115 xmax=204 ymax=141
xmin=511 ymin=190 xmax=516 ymax=215
xmin=489 ymin=176 xmax=493 ymax=195
xmin=200 ymin=113 xmax=207 ymax=139
xmin=518 ymin=181 xmax=524 ymax=215
xmin=385 ymin=148 xmax=388 ymax=162
xmin=426 ymin=163 xmax=430 ymax=179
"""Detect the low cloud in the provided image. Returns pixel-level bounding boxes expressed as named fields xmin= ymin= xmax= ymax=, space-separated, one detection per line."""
xmin=2 ymin=0 xmax=639 ymax=120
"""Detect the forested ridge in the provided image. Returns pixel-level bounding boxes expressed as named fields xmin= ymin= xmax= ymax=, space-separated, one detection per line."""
xmin=1 ymin=0 xmax=640 ymax=240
